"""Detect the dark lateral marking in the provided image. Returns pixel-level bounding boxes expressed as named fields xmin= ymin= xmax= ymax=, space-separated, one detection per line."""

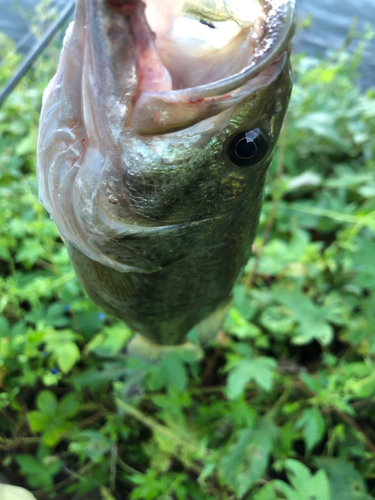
xmin=199 ymin=19 xmax=216 ymax=29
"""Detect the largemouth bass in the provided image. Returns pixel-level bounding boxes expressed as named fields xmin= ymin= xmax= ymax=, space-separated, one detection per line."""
xmin=37 ymin=0 xmax=295 ymax=359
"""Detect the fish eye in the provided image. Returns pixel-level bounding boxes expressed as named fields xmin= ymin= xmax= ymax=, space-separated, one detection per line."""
xmin=227 ymin=128 xmax=269 ymax=168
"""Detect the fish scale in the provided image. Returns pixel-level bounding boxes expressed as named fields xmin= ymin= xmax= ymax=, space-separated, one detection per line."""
xmin=37 ymin=0 xmax=295 ymax=359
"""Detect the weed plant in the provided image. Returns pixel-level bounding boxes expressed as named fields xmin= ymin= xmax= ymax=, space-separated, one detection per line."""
xmin=0 ymin=22 xmax=375 ymax=500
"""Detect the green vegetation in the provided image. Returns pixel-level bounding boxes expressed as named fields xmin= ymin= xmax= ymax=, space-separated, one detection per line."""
xmin=1 ymin=24 xmax=375 ymax=500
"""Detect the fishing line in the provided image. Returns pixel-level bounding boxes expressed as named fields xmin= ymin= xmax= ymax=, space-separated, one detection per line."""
xmin=0 ymin=0 xmax=69 ymax=67
xmin=0 ymin=0 xmax=75 ymax=106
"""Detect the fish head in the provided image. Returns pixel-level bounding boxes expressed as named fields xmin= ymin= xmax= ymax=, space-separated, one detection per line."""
xmin=37 ymin=0 xmax=295 ymax=273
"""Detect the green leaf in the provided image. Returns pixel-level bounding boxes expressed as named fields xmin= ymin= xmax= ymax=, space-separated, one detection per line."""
xmin=69 ymin=430 xmax=112 ymax=462
xmin=87 ymin=324 xmax=132 ymax=358
xmin=72 ymin=362 xmax=128 ymax=387
xmin=15 ymin=239 xmax=46 ymax=267
xmin=15 ymin=131 xmax=37 ymax=156
xmin=28 ymin=410 xmax=48 ymax=433
xmin=147 ymin=362 xmax=168 ymax=391
xmin=219 ymin=417 xmax=277 ymax=498
xmin=146 ymin=352 xmax=189 ymax=392
xmin=0 ymin=316 xmax=10 ymax=337
xmin=164 ymin=353 xmax=187 ymax=392
xmin=45 ymin=329 xmax=81 ymax=373
xmin=347 ymin=237 xmax=375 ymax=289
xmin=269 ymin=460 xmax=331 ymax=500
xmin=16 ymin=454 xmax=61 ymax=489
xmin=272 ymin=286 xmax=334 ymax=346
xmin=270 ymin=479 xmax=296 ymax=499
xmin=227 ymin=357 xmax=277 ymax=399
xmin=295 ymin=112 xmax=348 ymax=149
xmin=296 ymin=408 xmax=326 ymax=452
xmin=350 ymin=372 xmax=375 ymax=398
xmin=28 ymin=390 xmax=80 ymax=447
xmin=232 ymin=284 xmax=257 ymax=320
xmin=226 ymin=308 xmax=261 ymax=339
xmin=253 ymin=483 xmax=279 ymax=500
xmin=285 ymin=459 xmax=313 ymax=489
xmin=56 ymin=342 xmax=81 ymax=373
xmin=314 ymin=458 xmax=373 ymax=500
xmin=36 ymin=390 xmax=58 ymax=415
xmin=58 ymin=392 xmax=81 ymax=417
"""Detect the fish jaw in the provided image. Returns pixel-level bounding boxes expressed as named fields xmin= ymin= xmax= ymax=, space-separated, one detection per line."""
xmin=132 ymin=52 xmax=288 ymax=135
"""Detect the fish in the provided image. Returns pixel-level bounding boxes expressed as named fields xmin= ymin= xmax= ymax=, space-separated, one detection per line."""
xmin=37 ymin=0 xmax=295 ymax=360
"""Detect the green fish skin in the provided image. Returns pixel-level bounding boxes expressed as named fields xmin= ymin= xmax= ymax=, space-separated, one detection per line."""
xmin=37 ymin=0 xmax=295 ymax=357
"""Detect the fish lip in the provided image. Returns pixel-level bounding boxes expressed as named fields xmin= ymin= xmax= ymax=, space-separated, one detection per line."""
xmin=133 ymin=50 xmax=289 ymax=136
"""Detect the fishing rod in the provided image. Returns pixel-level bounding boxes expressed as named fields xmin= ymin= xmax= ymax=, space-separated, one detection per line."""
xmin=0 ymin=0 xmax=75 ymax=107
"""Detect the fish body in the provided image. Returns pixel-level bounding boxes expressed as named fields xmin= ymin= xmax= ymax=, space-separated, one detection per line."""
xmin=37 ymin=0 xmax=295 ymax=357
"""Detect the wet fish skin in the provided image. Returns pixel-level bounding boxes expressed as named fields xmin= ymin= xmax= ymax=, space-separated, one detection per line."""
xmin=37 ymin=0 xmax=294 ymax=352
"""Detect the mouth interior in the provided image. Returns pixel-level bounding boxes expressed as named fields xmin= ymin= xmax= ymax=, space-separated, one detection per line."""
xmin=145 ymin=0 xmax=264 ymax=90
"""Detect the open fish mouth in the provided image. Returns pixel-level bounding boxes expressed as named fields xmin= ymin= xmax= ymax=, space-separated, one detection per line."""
xmin=106 ymin=0 xmax=295 ymax=88
xmin=89 ymin=0 xmax=295 ymax=134
xmin=143 ymin=0 xmax=295 ymax=91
